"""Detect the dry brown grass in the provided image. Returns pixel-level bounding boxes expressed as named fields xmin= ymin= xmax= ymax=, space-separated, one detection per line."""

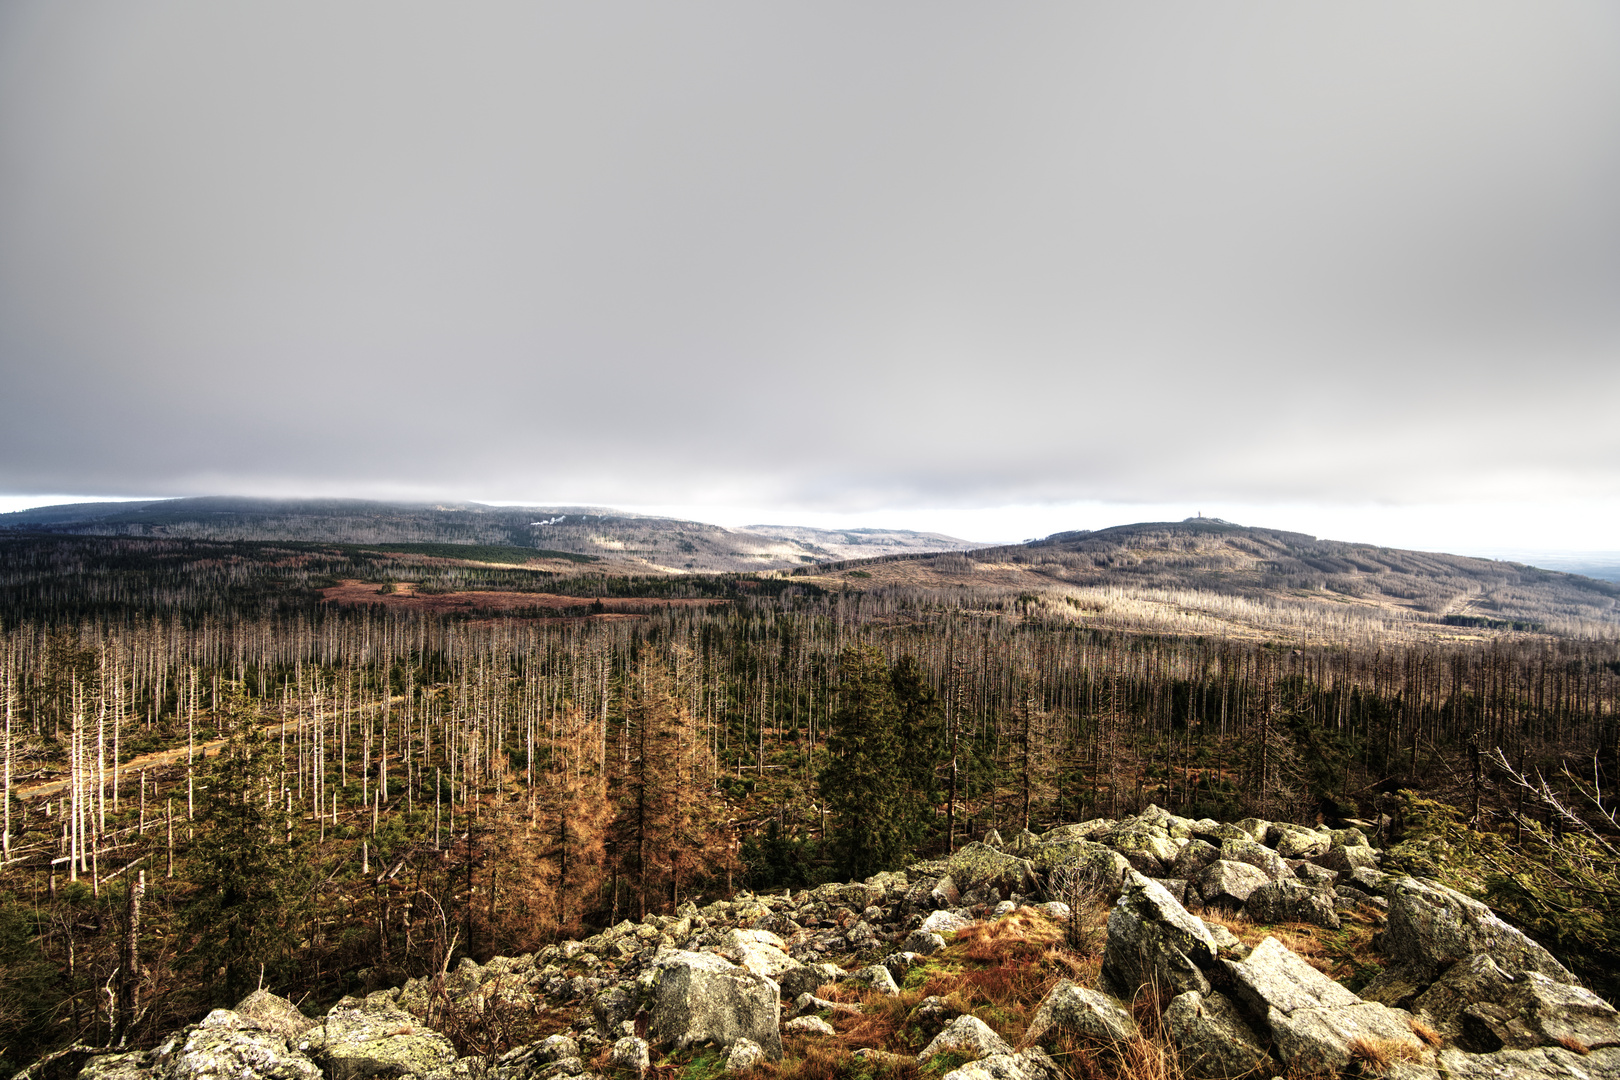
xmin=1347 ymin=1036 xmax=1424 ymax=1074
xmin=1408 ymin=1019 xmax=1443 ymax=1049
xmin=1557 ymin=1036 xmax=1591 ymax=1056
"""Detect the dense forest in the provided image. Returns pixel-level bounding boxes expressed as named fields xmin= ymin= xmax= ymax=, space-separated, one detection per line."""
xmin=2 ymin=526 xmax=1618 ymax=1073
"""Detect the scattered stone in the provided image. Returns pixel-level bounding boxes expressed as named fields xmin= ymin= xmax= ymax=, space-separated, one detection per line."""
xmin=724 ymin=1039 xmax=765 ymax=1072
xmin=783 ymin=1016 xmax=836 ymax=1036
xmin=610 ymin=1037 xmax=650 ymax=1077
xmin=917 ymin=1015 xmax=1015 ymax=1064
xmin=847 ymin=964 xmax=900 ymax=995
xmin=902 ymin=929 xmax=948 ymax=955
xmin=913 ymin=996 xmax=959 ymax=1022
xmin=921 ymin=910 xmax=972 ymax=935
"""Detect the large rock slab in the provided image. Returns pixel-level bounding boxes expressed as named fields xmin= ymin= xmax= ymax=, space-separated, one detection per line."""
xmin=1028 ymin=840 xmax=1131 ymax=887
xmin=1168 ymin=839 xmax=1221 ymax=882
xmin=1435 ymin=1045 xmax=1620 ymax=1080
xmin=1163 ymin=991 xmax=1272 ymax=1080
xmin=1364 ymin=877 xmax=1575 ymax=1006
xmin=1272 ymin=826 xmax=1332 ymax=860
xmin=1102 ymin=823 xmax=1178 ymax=874
xmin=299 ymin=1004 xmax=457 ymax=1080
xmin=647 ymin=950 xmax=783 ymax=1060
xmin=1101 ymin=871 xmax=1218 ymax=999
xmin=1022 ymin=980 xmax=1137 ymax=1046
xmin=1226 ymin=937 xmax=1424 ymax=1074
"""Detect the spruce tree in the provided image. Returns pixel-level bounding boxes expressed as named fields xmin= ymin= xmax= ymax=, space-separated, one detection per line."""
xmin=820 ymin=647 xmax=927 ymax=880
xmin=179 ymin=727 xmax=311 ymax=1002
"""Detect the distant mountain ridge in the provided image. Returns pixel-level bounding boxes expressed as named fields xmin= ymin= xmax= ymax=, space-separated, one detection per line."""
xmin=0 ymin=496 xmax=986 ymax=573
xmin=801 ymin=517 xmax=1620 ymax=638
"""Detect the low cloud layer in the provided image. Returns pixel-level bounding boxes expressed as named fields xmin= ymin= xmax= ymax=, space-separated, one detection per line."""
xmin=2 ymin=4 xmax=1617 ymax=527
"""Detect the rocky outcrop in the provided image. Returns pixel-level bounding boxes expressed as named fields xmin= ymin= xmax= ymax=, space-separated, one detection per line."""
xmin=65 ymin=805 xmax=1613 ymax=1080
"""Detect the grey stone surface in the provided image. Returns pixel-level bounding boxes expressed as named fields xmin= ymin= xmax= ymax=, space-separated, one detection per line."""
xmin=610 ymin=1037 xmax=650 ymax=1076
xmin=918 ymin=1015 xmax=1014 ymax=1064
xmin=79 ymin=1051 xmax=156 ymax=1080
xmin=1022 ymin=979 xmax=1138 ymax=1046
xmin=1168 ymin=839 xmax=1221 ymax=881
xmin=783 ymin=1016 xmax=836 ymax=1036
xmin=1218 ymin=839 xmax=1291 ymax=882
xmin=1435 ymin=1045 xmax=1620 ymax=1080
xmin=724 ymin=1039 xmax=765 ymax=1072
xmin=235 ymin=992 xmax=318 ymax=1041
xmin=921 ymin=910 xmax=973 ymax=935
xmin=1416 ymin=954 xmax=1620 ymax=1053
xmin=902 ymin=929 xmax=947 ymax=955
xmin=1242 ymin=881 xmax=1341 ymax=929
xmin=1198 ymin=859 xmax=1272 ymax=907
xmin=300 ymin=1004 xmax=457 ymax=1080
xmin=168 ymin=1013 xmax=324 ymax=1080
xmin=1320 ymin=844 xmax=1381 ymax=874
xmin=1163 ymin=991 xmax=1272 ymax=1080
xmin=943 ymin=843 xmax=1038 ymax=896
xmin=647 ymin=950 xmax=783 ymax=1060
xmin=1273 ymin=826 xmax=1332 ymax=860
xmin=937 ymin=1050 xmax=1061 ymax=1080
xmin=1364 ymin=877 xmax=1575 ymax=1005
xmin=847 ymin=964 xmax=900 ymax=995
xmin=1226 ymin=937 xmax=1423 ymax=1073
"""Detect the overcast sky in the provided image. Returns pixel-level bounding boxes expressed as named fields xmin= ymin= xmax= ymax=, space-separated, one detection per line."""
xmin=2 ymin=3 xmax=1617 ymax=551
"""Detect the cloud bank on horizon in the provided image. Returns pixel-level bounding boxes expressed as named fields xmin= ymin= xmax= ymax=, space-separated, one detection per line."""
xmin=1 ymin=3 xmax=1617 ymax=546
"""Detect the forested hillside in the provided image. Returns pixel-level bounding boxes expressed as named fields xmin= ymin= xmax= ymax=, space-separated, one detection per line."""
xmin=1 ymin=526 xmax=1618 ymax=1072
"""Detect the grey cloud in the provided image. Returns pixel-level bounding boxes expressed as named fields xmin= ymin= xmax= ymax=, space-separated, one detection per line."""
xmin=2 ymin=2 xmax=1618 ymax=513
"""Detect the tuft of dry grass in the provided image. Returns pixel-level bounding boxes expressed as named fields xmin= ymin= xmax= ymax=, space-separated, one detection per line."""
xmin=1408 ymin=1019 xmax=1444 ymax=1049
xmin=1557 ymin=1036 xmax=1591 ymax=1056
xmin=1348 ymin=1036 xmax=1424 ymax=1075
